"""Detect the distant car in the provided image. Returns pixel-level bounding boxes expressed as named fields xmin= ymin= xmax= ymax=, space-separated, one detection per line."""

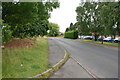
xmin=78 ymin=35 xmax=84 ymax=39
xmin=83 ymin=36 xmax=93 ymax=40
xmin=81 ymin=36 xmax=85 ymax=39
xmin=114 ymin=37 xmax=120 ymax=42
xmin=97 ymin=36 xmax=105 ymax=41
xmin=103 ymin=37 xmax=114 ymax=42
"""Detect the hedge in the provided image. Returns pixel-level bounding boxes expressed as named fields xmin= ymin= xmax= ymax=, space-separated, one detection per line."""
xmin=64 ymin=30 xmax=78 ymax=39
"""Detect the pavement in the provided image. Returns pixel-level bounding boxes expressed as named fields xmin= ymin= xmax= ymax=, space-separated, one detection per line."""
xmin=48 ymin=37 xmax=65 ymax=66
xmin=49 ymin=37 xmax=118 ymax=78
xmin=50 ymin=58 xmax=92 ymax=78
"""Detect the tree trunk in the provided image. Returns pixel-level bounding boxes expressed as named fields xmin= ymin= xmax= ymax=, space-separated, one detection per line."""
xmin=94 ymin=34 xmax=97 ymax=41
xmin=101 ymin=36 xmax=104 ymax=44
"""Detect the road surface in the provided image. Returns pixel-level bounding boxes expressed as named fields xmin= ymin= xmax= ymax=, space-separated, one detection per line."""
xmin=49 ymin=37 xmax=118 ymax=78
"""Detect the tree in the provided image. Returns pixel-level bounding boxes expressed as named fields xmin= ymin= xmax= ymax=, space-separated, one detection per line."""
xmin=48 ymin=23 xmax=59 ymax=36
xmin=2 ymin=2 xmax=60 ymax=40
xmin=2 ymin=2 xmax=38 ymax=27
xmin=76 ymin=2 xmax=119 ymax=42
xmin=65 ymin=28 xmax=69 ymax=32
xmin=99 ymin=2 xmax=118 ymax=36
xmin=76 ymin=4 xmax=91 ymax=36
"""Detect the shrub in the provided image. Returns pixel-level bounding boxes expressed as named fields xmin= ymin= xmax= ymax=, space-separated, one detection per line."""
xmin=2 ymin=25 xmax=13 ymax=42
xmin=64 ymin=30 xmax=78 ymax=39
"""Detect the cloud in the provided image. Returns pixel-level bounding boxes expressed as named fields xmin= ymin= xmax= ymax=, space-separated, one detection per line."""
xmin=49 ymin=0 xmax=80 ymax=32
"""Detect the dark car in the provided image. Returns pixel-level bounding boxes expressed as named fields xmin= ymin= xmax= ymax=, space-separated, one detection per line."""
xmin=97 ymin=36 xmax=105 ymax=41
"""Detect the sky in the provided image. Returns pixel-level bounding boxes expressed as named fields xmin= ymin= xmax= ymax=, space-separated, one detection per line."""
xmin=49 ymin=0 xmax=80 ymax=33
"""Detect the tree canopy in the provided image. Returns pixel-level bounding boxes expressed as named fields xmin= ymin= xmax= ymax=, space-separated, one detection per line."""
xmin=2 ymin=1 xmax=60 ymax=42
xmin=48 ymin=22 xmax=59 ymax=36
xmin=75 ymin=2 xmax=119 ymax=40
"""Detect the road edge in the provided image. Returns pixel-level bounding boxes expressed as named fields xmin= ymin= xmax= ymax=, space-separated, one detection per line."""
xmin=28 ymin=50 xmax=69 ymax=78
xmin=77 ymin=39 xmax=118 ymax=48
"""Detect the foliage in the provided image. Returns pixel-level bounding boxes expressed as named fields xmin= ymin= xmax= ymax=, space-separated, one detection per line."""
xmin=0 ymin=2 xmax=2 ymax=45
xmin=2 ymin=2 xmax=38 ymax=26
xmin=2 ymin=25 xmax=13 ymax=42
xmin=65 ymin=28 xmax=69 ymax=32
xmin=2 ymin=2 xmax=60 ymax=42
xmin=64 ymin=30 xmax=78 ymax=39
xmin=65 ymin=22 xmax=78 ymax=32
xmin=48 ymin=22 xmax=59 ymax=36
xmin=75 ymin=2 xmax=119 ymax=41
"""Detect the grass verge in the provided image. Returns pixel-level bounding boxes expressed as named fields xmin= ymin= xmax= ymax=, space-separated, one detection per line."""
xmin=2 ymin=37 xmax=49 ymax=78
xmin=0 ymin=29 xmax=1 ymax=79
xmin=77 ymin=39 xmax=118 ymax=47
xmin=28 ymin=50 xmax=69 ymax=78
xmin=0 ymin=48 xmax=1 ymax=80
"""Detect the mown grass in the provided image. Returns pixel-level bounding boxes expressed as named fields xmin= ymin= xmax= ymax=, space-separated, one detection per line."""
xmin=56 ymin=35 xmax=64 ymax=38
xmin=77 ymin=39 xmax=118 ymax=46
xmin=38 ymin=51 xmax=69 ymax=78
xmin=2 ymin=37 xmax=49 ymax=78
xmin=0 ymin=48 xmax=1 ymax=80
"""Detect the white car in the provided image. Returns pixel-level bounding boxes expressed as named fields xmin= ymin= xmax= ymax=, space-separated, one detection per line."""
xmin=83 ymin=36 xmax=93 ymax=40
xmin=114 ymin=37 xmax=120 ymax=42
xmin=78 ymin=35 xmax=84 ymax=39
xmin=103 ymin=37 xmax=114 ymax=42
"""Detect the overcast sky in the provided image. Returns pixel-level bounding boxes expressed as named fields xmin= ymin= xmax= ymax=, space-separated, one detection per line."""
xmin=49 ymin=0 xmax=80 ymax=33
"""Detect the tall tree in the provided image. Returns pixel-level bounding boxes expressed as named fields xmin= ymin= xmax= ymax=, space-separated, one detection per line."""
xmin=2 ymin=2 xmax=60 ymax=39
xmin=2 ymin=2 xmax=38 ymax=27
xmin=65 ymin=28 xmax=69 ymax=32
xmin=48 ymin=22 xmax=59 ymax=36
xmin=76 ymin=2 xmax=119 ymax=41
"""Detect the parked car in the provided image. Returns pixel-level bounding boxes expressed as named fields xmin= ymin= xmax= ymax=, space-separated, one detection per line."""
xmin=78 ymin=35 xmax=84 ymax=39
xmin=83 ymin=36 xmax=93 ymax=40
xmin=103 ymin=37 xmax=114 ymax=42
xmin=97 ymin=36 xmax=105 ymax=41
xmin=114 ymin=37 xmax=120 ymax=42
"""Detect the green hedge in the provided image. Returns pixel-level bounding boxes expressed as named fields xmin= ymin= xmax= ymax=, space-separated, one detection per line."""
xmin=64 ymin=30 xmax=78 ymax=39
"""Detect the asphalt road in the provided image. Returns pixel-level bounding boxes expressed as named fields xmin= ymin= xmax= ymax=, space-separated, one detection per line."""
xmin=50 ymin=37 xmax=118 ymax=78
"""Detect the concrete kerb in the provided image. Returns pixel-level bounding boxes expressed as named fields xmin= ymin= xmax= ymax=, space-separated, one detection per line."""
xmin=28 ymin=50 xmax=69 ymax=78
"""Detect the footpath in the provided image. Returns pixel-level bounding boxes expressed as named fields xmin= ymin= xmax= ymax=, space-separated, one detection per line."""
xmin=48 ymin=37 xmax=65 ymax=66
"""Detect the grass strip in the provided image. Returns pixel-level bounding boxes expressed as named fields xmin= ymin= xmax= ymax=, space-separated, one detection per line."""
xmin=29 ymin=50 xmax=69 ymax=78
xmin=2 ymin=37 xmax=49 ymax=78
xmin=77 ymin=39 xmax=118 ymax=47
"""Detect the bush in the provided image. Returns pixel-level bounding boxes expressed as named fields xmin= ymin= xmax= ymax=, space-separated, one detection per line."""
xmin=2 ymin=25 xmax=13 ymax=42
xmin=64 ymin=30 xmax=78 ymax=39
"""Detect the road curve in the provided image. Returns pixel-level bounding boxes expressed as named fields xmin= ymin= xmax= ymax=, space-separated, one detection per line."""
xmin=49 ymin=37 xmax=118 ymax=78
